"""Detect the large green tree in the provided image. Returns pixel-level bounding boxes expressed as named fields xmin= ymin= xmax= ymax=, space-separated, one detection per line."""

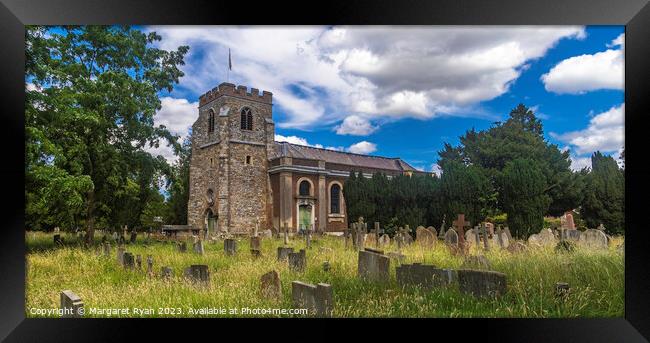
xmin=165 ymin=135 xmax=192 ymax=225
xmin=25 ymin=26 xmax=188 ymax=242
xmin=581 ymin=152 xmax=625 ymax=234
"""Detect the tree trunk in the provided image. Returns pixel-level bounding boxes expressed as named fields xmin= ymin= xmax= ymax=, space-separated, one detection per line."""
xmin=85 ymin=189 xmax=95 ymax=245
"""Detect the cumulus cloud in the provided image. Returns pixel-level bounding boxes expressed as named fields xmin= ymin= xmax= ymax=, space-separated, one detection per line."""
xmin=335 ymin=115 xmax=378 ymax=136
xmin=551 ymin=104 xmax=624 ymax=155
xmin=145 ymin=97 xmax=198 ymax=164
xmin=348 ymin=141 xmax=377 ymax=154
xmin=149 ymin=26 xmax=585 ymax=131
xmin=569 ymin=155 xmax=592 ymax=171
xmin=541 ymin=34 xmax=624 ymax=94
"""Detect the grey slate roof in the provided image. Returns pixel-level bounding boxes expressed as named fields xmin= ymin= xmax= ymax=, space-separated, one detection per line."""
xmin=271 ymin=141 xmax=418 ymax=172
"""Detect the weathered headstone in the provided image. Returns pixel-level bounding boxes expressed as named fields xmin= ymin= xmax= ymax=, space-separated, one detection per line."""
xmin=283 ymin=223 xmax=290 ymax=245
xmin=461 ymin=255 xmax=491 ymax=269
xmin=485 ymin=222 xmax=495 ymax=236
xmin=378 ymin=234 xmax=390 ymax=247
xmin=54 ymin=234 xmax=63 ymax=246
xmin=291 ymin=281 xmax=333 ymax=317
xmin=277 ymin=247 xmax=294 ymax=262
xmin=116 ymin=247 xmax=125 ymax=265
xmin=288 ymin=249 xmax=306 ymax=272
xmin=452 ymin=214 xmax=470 ymax=252
xmin=438 ymin=214 xmax=447 ymax=239
xmin=135 ymin=254 xmax=142 ymax=269
xmin=507 ymin=241 xmax=527 ymax=254
xmin=251 ymin=249 xmax=262 ymax=258
xmin=503 ymin=226 xmax=513 ymax=241
xmin=250 ymin=236 xmax=261 ymax=251
xmin=358 ymin=249 xmax=390 ymax=282
xmin=161 ymin=266 xmax=173 ymax=279
xmin=224 ymin=238 xmax=237 ymax=256
xmin=260 ymin=270 xmax=282 ymax=300
xmin=177 ymin=241 xmax=187 ymax=252
xmin=184 ymin=264 xmax=210 ymax=284
xmin=146 ymin=255 xmax=153 ymax=275
xmin=103 ymin=242 xmax=111 ymax=257
xmin=60 ymin=290 xmax=84 ymax=318
xmin=122 ymin=252 xmax=135 ymax=269
xmin=374 ymin=222 xmax=381 ymax=247
xmin=556 ymin=282 xmax=570 ymax=298
xmin=416 ymin=226 xmax=436 ymax=248
xmin=129 ymin=231 xmax=137 ymax=244
xmin=579 ymin=229 xmax=608 ymax=249
xmin=322 ymin=261 xmax=331 ymax=272
xmin=426 ymin=226 xmax=437 ymax=238
xmin=365 ymin=233 xmax=377 ymax=247
xmin=396 ymin=263 xmax=451 ymax=289
xmin=481 ymin=222 xmax=491 ymax=251
xmin=565 ymin=229 xmax=581 ymax=242
xmin=444 ymin=228 xmax=459 ymax=248
xmin=193 ymin=240 xmax=204 ymax=255
xmin=562 ymin=211 xmax=576 ymax=230
xmin=457 ymin=269 xmax=507 ymax=297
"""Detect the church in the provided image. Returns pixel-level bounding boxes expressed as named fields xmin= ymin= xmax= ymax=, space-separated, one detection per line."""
xmin=187 ymin=82 xmax=427 ymax=235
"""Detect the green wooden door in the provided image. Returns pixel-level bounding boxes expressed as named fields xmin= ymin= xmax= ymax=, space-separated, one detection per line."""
xmin=299 ymin=205 xmax=311 ymax=230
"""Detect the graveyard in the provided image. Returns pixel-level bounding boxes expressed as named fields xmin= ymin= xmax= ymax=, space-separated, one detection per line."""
xmin=26 ymin=220 xmax=624 ymax=318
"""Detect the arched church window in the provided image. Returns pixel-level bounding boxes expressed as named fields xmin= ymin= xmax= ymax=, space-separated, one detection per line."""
xmin=299 ymin=180 xmax=311 ymax=196
xmin=240 ymin=107 xmax=253 ymax=130
xmin=206 ymin=189 xmax=214 ymax=205
xmin=208 ymin=109 xmax=215 ymax=133
xmin=330 ymin=184 xmax=341 ymax=214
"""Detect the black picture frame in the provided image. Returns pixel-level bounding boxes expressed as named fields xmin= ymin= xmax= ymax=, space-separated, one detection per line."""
xmin=2 ymin=0 xmax=649 ymax=341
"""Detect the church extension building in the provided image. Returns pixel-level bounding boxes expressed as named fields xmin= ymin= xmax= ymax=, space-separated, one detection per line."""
xmin=187 ymin=82 xmax=427 ymax=236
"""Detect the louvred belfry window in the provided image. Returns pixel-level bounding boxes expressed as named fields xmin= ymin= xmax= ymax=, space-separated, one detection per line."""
xmin=240 ymin=107 xmax=253 ymax=130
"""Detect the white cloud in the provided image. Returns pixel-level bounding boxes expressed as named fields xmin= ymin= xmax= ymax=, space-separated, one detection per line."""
xmin=541 ymin=35 xmax=624 ymax=94
xmin=335 ymin=115 xmax=378 ymax=136
xmin=274 ymin=134 xmax=316 ymax=147
xmin=347 ymin=141 xmax=377 ymax=154
xmin=569 ymin=155 xmax=592 ymax=171
xmin=149 ymin=26 xmax=585 ymax=131
xmin=552 ymin=104 xmax=624 ymax=156
xmin=145 ymin=97 xmax=198 ymax=164
xmin=607 ymin=33 xmax=624 ymax=48
xmin=430 ymin=163 xmax=442 ymax=176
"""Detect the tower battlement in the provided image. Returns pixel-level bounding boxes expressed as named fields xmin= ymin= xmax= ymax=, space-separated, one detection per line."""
xmin=199 ymin=82 xmax=273 ymax=106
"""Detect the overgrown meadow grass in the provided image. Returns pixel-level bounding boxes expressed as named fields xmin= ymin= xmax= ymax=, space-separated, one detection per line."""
xmin=25 ymin=231 xmax=624 ymax=318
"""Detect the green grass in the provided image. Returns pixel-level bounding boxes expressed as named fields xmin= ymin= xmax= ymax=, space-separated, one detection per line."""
xmin=25 ymin=231 xmax=624 ymax=318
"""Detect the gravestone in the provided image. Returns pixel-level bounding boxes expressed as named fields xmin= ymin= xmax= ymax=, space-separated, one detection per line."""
xmin=444 ymin=229 xmax=459 ymax=248
xmin=193 ymin=240 xmax=204 ymax=255
xmin=283 ymin=223 xmax=290 ymax=246
xmin=291 ymin=281 xmax=333 ymax=317
xmin=365 ymin=233 xmax=377 ymax=247
xmin=579 ymin=229 xmax=608 ymax=249
xmin=416 ymin=226 xmax=436 ymax=248
xmin=103 ymin=242 xmax=111 ymax=257
xmin=480 ymin=223 xmax=491 ymax=251
xmin=305 ymin=230 xmax=312 ymax=249
xmin=146 ymin=255 xmax=153 ymax=275
xmin=177 ymin=241 xmax=187 ymax=252
xmin=457 ymin=269 xmax=507 ymax=297
xmin=358 ymin=249 xmax=390 ymax=282
xmin=452 ymin=214 xmax=471 ymax=252
xmin=130 ymin=231 xmax=137 ymax=244
xmin=402 ymin=225 xmax=413 ymax=245
xmin=54 ymin=234 xmax=63 ymax=246
xmin=322 ymin=261 xmax=331 ymax=272
xmin=461 ymin=255 xmax=491 ymax=269
xmin=438 ymin=214 xmax=447 ymax=239
xmin=565 ymin=229 xmax=581 ymax=242
xmin=507 ymin=241 xmax=527 ymax=254
xmin=562 ymin=211 xmax=576 ymax=230
xmin=503 ymin=226 xmax=513 ymax=241
xmin=251 ymin=249 xmax=262 ymax=258
xmin=184 ymin=264 xmax=210 ymax=284
xmin=465 ymin=228 xmax=476 ymax=247
xmin=597 ymin=223 xmax=606 ymax=231
xmin=485 ymin=222 xmax=495 ymax=236
xmin=116 ymin=247 xmax=126 ymax=265
xmin=261 ymin=229 xmax=273 ymax=238
xmin=426 ymin=226 xmax=437 ymax=238
xmin=374 ymin=222 xmax=381 ymax=247
xmin=378 ymin=234 xmax=390 ymax=247
xmin=135 ymin=254 xmax=142 ymax=269
xmin=224 ymin=239 xmax=237 ymax=256
xmin=396 ymin=263 xmax=451 ymax=289
xmin=122 ymin=252 xmax=135 ymax=269
xmin=277 ymin=247 xmax=294 ymax=262
xmin=250 ymin=236 xmax=261 ymax=251
xmin=288 ymin=249 xmax=306 ymax=272
xmin=161 ymin=266 xmax=173 ymax=279
xmin=60 ymin=290 xmax=84 ymax=318
xmin=556 ymin=282 xmax=570 ymax=298
xmin=260 ymin=270 xmax=282 ymax=300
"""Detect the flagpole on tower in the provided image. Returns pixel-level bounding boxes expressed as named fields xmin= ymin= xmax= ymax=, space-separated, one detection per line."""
xmin=227 ymin=48 xmax=232 ymax=82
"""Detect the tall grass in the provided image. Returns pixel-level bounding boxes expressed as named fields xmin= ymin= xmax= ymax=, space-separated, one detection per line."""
xmin=25 ymin=232 xmax=624 ymax=318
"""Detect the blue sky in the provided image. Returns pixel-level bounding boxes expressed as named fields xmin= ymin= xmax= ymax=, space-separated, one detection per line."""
xmin=146 ymin=26 xmax=624 ymax=172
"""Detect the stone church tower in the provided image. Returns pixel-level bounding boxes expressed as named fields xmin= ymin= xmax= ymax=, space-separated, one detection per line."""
xmin=187 ymin=82 xmax=275 ymax=235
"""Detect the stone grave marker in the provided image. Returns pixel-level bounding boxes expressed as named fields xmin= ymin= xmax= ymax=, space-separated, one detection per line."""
xmin=378 ymin=234 xmax=390 ymax=247
xmin=374 ymin=222 xmax=381 ymax=247
xmin=250 ymin=236 xmax=261 ymax=251
xmin=579 ymin=229 xmax=608 ymax=249
xmin=322 ymin=261 xmax=331 ymax=272
xmin=438 ymin=214 xmax=447 ymax=239
xmin=416 ymin=226 xmax=436 ymax=248
xmin=565 ymin=229 xmax=581 ymax=242
xmin=291 ymin=281 xmax=333 ymax=317
xmin=103 ymin=242 xmax=111 ymax=257
xmin=130 ymin=231 xmax=137 ymax=244
xmin=556 ymin=282 xmax=570 ymax=298
xmin=503 ymin=226 xmax=513 ymax=241
xmin=122 ymin=252 xmax=135 ymax=269
xmin=277 ymin=247 xmax=294 ymax=261
xmin=288 ymin=249 xmax=306 ymax=272
xmin=365 ymin=233 xmax=377 ymax=248
xmin=461 ymin=255 xmax=491 ymax=269
xmin=480 ymin=222 xmax=491 ymax=251
xmin=116 ymin=246 xmax=125 ymax=265
xmin=194 ymin=240 xmax=204 ymax=255
xmin=54 ymin=234 xmax=63 ymax=246
xmin=251 ymin=249 xmax=262 ymax=258
xmin=283 ymin=223 xmax=289 ymax=246
xmin=358 ymin=249 xmax=390 ymax=282
xmin=146 ymin=255 xmax=153 ymax=275
xmin=161 ymin=266 xmax=173 ymax=279
xmin=444 ymin=229 xmax=459 ymax=248
xmin=402 ymin=225 xmax=413 ymax=245
xmin=60 ymin=290 xmax=84 ymax=318
xmin=464 ymin=228 xmax=476 ymax=248
xmin=260 ymin=270 xmax=282 ymax=300
xmin=457 ymin=269 xmax=507 ymax=297
xmin=426 ymin=226 xmax=437 ymax=238
xmin=224 ymin=238 xmax=237 ymax=256
xmin=396 ymin=263 xmax=451 ymax=289
xmin=177 ymin=241 xmax=188 ymax=252
xmin=184 ymin=264 xmax=210 ymax=285
xmin=507 ymin=241 xmax=527 ymax=254
xmin=135 ymin=254 xmax=142 ymax=269
xmin=452 ymin=214 xmax=471 ymax=252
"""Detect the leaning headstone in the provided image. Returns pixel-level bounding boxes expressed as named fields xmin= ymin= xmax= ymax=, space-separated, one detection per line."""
xmin=358 ymin=249 xmax=390 ymax=282
xmin=579 ymin=229 xmax=608 ymax=249
xmin=116 ymin=247 xmax=126 ymax=265
xmin=291 ymin=281 xmax=333 ymax=317
xmin=60 ymin=290 xmax=84 ymax=318
xmin=416 ymin=226 xmax=436 ymax=248
xmin=277 ymin=247 xmax=294 ymax=262
xmin=250 ymin=236 xmax=261 ymax=251
xmin=184 ymin=264 xmax=210 ymax=285
xmin=122 ymin=252 xmax=135 ymax=269
xmin=288 ymin=249 xmax=307 ymax=272
xmin=260 ymin=270 xmax=282 ymax=300
xmin=193 ymin=240 xmax=204 ymax=255
xmin=161 ymin=266 xmax=173 ymax=279
xmin=396 ymin=263 xmax=451 ymax=289
xmin=457 ymin=269 xmax=507 ymax=297
xmin=224 ymin=238 xmax=237 ymax=256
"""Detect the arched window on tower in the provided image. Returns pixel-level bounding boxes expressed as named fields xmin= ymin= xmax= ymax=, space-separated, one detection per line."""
xmin=330 ymin=184 xmax=341 ymax=214
xmin=208 ymin=109 xmax=215 ymax=133
xmin=299 ymin=180 xmax=311 ymax=197
xmin=240 ymin=107 xmax=253 ymax=130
